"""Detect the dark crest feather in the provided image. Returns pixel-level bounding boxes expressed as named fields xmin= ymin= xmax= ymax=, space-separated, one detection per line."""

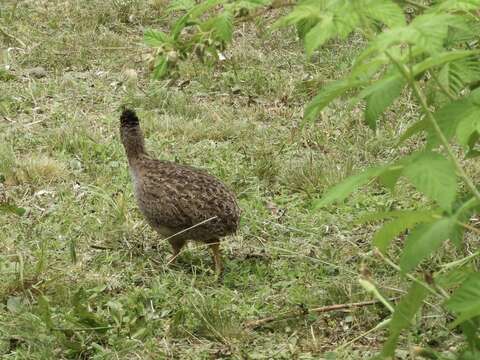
xmin=120 ymin=108 xmax=139 ymax=127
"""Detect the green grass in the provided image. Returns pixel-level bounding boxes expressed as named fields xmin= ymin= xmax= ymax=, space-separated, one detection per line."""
xmin=0 ymin=1 xmax=475 ymax=358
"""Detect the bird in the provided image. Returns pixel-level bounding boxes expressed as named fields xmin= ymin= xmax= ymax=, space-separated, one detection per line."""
xmin=119 ymin=108 xmax=240 ymax=278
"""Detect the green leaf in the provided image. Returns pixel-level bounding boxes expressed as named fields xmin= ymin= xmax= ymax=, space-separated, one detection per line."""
xmin=451 ymin=197 xmax=480 ymax=247
xmin=201 ymin=12 xmax=233 ymax=42
xmin=397 ymin=119 xmax=429 ymax=145
xmin=74 ymin=305 xmax=108 ymax=331
xmin=456 ymin=109 xmax=480 ymax=149
xmin=433 ymin=0 xmax=480 ymax=13
xmin=107 ymin=301 xmax=124 ymax=326
xmin=351 ymin=55 xmax=390 ymax=81
xmin=364 ymin=0 xmax=406 ymax=29
xmin=172 ymin=14 xmax=191 ymax=40
xmin=0 ymin=203 xmax=26 ymax=216
xmin=296 ymin=17 xmax=319 ymax=39
xmin=428 ymin=100 xmax=468 ymax=148
xmin=152 ymin=57 xmax=168 ymax=80
xmin=357 ymin=209 xmax=438 ymax=223
xmin=0 ymin=68 xmax=15 ymax=81
xmin=167 ymin=0 xmax=196 ymax=13
xmin=144 ymin=29 xmax=170 ymax=47
xmin=38 ymin=295 xmax=53 ymax=329
xmin=305 ymin=78 xmax=365 ymax=120
xmin=449 ymin=222 xmax=466 ymax=249
xmin=372 ymin=210 xmax=438 ymax=253
xmin=377 ymin=165 xmax=403 ymax=191
xmin=399 ymin=218 xmax=454 ymax=273
xmin=363 ymin=73 xmax=405 ymax=129
xmin=304 ymin=15 xmax=335 ymax=57
xmin=216 ymin=12 xmax=234 ymax=42
xmin=189 ymin=0 xmax=223 ymax=18
xmin=412 ymin=50 xmax=480 ymax=77
xmin=403 ymin=152 xmax=457 ymax=211
xmin=409 ymin=14 xmax=463 ymax=54
xmin=428 ymin=92 xmax=480 ymax=148
xmin=273 ymin=2 xmax=321 ymax=30
xmin=131 ymin=326 xmax=148 ymax=339
xmin=445 ymin=273 xmax=480 ymax=328
xmin=465 ymin=132 xmax=480 ymax=158
xmin=226 ymin=0 xmax=271 ymax=12
xmin=359 ymin=14 xmax=461 ymax=64
xmin=72 ymin=288 xmax=108 ymax=331
xmin=447 ymin=55 xmax=480 ymax=94
xmin=332 ymin=2 xmax=359 ymax=38
xmin=7 ymin=296 xmax=23 ymax=313
xmin=437 ymin=265 xmax=475 ymax=290
xmin=381 ymin=282 xmax=428 ymax=357
xmin=313 ymin=167 xmax=385 ymax=208
xmin=72 ymin=287 xmax=87 ymax=307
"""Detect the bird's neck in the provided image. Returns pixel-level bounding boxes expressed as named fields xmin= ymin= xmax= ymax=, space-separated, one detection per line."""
xmin=121 ymin=125 xmax=147 ymax=166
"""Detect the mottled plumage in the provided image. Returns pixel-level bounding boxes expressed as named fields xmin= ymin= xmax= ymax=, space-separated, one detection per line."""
xmin=120 ymin=108 xmax=240 ymax=277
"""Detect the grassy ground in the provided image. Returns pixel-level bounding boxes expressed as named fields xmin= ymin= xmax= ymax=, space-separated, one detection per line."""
xmin=0 ymin=1 xmax=475 ymax=359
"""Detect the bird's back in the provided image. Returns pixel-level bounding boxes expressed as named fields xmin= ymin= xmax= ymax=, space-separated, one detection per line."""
xmin=132 ymin=156 xmax=240 ymax=241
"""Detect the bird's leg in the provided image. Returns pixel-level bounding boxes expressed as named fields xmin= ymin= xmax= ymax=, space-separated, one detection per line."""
xmin=208 ymin=241 xmax=223 ymax=281
xmin=167 ymin=238 xmax=186 ymax=265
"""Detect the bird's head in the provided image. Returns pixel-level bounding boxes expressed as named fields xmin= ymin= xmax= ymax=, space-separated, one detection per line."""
xmin=120 ymin=108 xmax=140 ymax=128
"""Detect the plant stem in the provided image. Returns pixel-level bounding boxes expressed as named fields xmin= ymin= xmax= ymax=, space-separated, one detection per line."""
xmin=458 ymin=222 xmax=480 ymax=235
xmin=0 ymin=24 xmax=25 ymax=47
xmin=440 ymin=250 xmax=480 ymax=272
xmin=385 ymin=51 xmax=480 ymax=202
xmin=456 ymin=197 xmax=479 ymax=215
xmin=376 ymin=250 xmax=445 ymax=300
xmin=431 ymin=72 xmax=457 ymax=101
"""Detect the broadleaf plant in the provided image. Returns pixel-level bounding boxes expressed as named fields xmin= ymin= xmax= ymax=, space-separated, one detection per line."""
xmin=146 ymin=0 xmax=480 ymax=357
xmin=144 ymin=0 xmax=272 ymax=79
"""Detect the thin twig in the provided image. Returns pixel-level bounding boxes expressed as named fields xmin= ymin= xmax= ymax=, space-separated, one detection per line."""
xmin=165 ymin=216 xmax=219 ymax=265
xmin=52 ymin=326 xmax=115 ymax=332
xmin=0 ymin=24 xmax=25 ymax=47
xmin=260 ymin=243 xmax=358 ymax=275
xmin=244 ymin=298 xmax=398 ymax=329
xmin=1 ymin=115 xmax=15 ymax=123
xmin=336 ymin=318 xmax=391 ymax=351
xmin=91 ymin=46 xmax=142 ymax=50
xmin=163 ymin=216 xmax=218 ymax=243
xmin=90 ymin=244 xmax=117 ymax=250
xmin=23 ymin=119 xmax=45 ymax=127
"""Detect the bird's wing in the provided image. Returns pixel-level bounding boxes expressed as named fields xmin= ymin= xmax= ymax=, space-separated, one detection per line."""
xmin=138 ymin=162 xmax=235 ymax=229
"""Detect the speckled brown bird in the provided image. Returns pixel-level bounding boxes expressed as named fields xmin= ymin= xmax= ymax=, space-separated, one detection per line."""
xmin=120 ymin=108 xmax=240 ymax=277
